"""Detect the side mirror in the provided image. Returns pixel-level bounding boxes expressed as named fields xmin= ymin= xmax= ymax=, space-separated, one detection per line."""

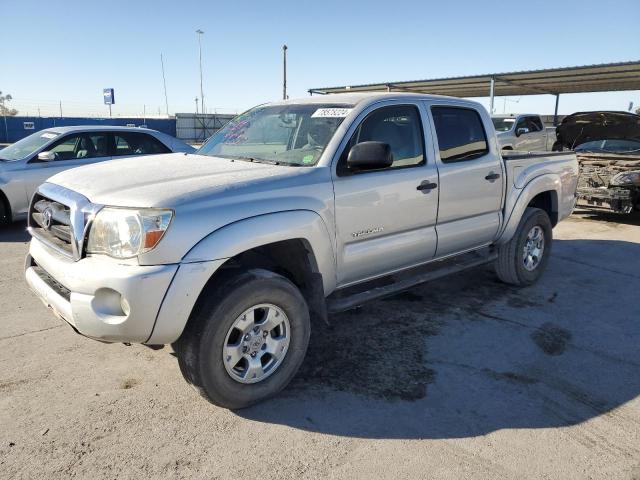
xmin=516 ymin=127 xmax=529 ymax=137
xmin=347 ymin=141 xmax=393 ymax=171
xmin=37 ymin=151 xmax=56 ymax=162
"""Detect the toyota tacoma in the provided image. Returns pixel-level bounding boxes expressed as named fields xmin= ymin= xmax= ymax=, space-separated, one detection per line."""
xmin=25 ymin=93 xmax=579 ymax=408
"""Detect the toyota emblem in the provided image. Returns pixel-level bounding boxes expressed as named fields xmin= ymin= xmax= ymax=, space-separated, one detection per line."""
xmin=42 ymin=208 xmax=53 ymax=230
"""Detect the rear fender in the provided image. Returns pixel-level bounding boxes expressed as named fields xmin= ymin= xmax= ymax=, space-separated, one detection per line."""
xmin=496 ymin=174 xmax=561 ymax=245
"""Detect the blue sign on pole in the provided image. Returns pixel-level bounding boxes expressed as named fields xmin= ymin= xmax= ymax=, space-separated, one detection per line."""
xmin=103 ymin=88 xmax=115 ymax=105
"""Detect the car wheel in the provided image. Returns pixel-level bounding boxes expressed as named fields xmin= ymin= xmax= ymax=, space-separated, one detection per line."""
xmin=174 ymin=268 xmax=311 ymax=409
xmin=0 ymin=200 xmax=9 ymax=225
xmin=495 ymin=207 xmax=552 ymax=286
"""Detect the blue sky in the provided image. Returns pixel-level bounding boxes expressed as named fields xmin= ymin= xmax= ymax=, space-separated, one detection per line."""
xmin=1 ymin=0 xmax=638 ymax=117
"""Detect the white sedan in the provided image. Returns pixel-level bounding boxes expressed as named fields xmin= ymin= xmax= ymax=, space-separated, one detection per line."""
xmin=0 ymin=126 xmax=195 ymax=224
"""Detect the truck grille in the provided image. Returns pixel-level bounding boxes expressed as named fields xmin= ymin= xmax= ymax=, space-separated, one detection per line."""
xmin=31 ymin=261 xmax=72 ymax=301
xmin=29 ymin=193 xmax=75 ymax=257
xmin=578 ymin=164 xmax=613 ymax=189
xmin=577 ymin=152 xmax=640 ymax=189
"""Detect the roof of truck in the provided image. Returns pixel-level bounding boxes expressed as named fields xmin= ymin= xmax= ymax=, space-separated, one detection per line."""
xmin=274 ymin=92 xmax=475 ymax=106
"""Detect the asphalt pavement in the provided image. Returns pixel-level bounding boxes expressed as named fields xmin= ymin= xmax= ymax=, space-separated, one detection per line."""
xmin=1 ymin=210 xmax=639 ymax=479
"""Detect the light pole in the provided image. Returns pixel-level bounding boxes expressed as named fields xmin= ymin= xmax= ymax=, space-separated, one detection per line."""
xmin=160 ymin=53 xmax=169 ymax=116
xmin=282 ymin=44 xmax=288 ymax=100
xmin=196 ymin=29 xmax=205 ymax=115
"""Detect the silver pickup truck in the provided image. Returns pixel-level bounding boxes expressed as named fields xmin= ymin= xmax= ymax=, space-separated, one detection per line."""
xmin=24 ymin=93 xmax=579 ymax=408
xmin=492 ymin=113 xmax=558 ymax=151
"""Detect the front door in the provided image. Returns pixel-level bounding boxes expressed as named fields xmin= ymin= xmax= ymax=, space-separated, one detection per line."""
xmin=515 ymin=116 xmax=546 ymax=151
xmin=428 ymin=104 xmax=504 ymax=257
xmin=333 ymin=103 xmax=439 ymax=287
xmin=21 ymin=132 xmax=111 ymax=207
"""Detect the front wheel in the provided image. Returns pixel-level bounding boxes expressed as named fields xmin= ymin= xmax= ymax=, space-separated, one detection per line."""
xmin=173 ymin=269 xmax=311 ymax=409
xmin=0 ymin=200 xmax=9 ymax=226
xmin=495 ymin=207 xmax=552 ymax=286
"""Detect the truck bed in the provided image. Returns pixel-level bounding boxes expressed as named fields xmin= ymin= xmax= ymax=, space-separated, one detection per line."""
xmin=501 ymin=150 xmax=575 ymax=161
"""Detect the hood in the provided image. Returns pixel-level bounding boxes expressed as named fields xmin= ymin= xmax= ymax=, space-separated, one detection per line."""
xmin=556 ymin=111 xmax=640 ymax=149
xmin=47 ymin=153 xmax=304 ymax=207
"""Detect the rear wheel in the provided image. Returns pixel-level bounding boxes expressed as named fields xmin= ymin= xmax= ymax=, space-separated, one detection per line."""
xmin=174 ymin=269 xmax=311 ymax=409
xmin=495 ymin=207 xmax=552 ymax=286
xmin=0 ymin=200 xmax=9 ymax=226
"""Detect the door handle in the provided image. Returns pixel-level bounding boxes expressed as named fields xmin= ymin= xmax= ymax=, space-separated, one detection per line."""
xmin=417 ymin=180 xmax=438 ymax=192
xmin=485 ymin=172 xmax=501 ymax=181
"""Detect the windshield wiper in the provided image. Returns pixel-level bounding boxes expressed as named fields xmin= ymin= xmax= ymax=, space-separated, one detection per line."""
xmin=231 ymin=156 xmax=281 ymax=165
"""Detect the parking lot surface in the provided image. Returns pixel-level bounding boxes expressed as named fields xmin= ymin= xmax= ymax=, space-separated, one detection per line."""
xmin=1 ymin=210 xmax=639 ymax=479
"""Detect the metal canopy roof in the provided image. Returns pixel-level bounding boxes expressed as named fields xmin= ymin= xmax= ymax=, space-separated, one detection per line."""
xmin=308 ymin=61 xmax=640 ymax=98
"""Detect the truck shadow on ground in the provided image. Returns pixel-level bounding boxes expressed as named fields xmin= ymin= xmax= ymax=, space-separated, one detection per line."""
xmin=572 ymin=208 xmax=640 ymax=226
xmin=0 ymin=222 xmax=30 ymax=243
xmin=237 ymin=238 xmax=640 ymax=440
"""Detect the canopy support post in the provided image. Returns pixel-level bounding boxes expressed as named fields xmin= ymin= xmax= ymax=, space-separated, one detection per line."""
xmin=489 ymin=77 xmax=495 ymax=114
xmin=553 ymin=94 xmax=560 ymax=125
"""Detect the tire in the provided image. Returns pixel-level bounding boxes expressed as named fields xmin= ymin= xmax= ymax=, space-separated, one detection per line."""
xmin=0 ymin=199 xmax=9 ymax=226
xmin=495 ymin=207 xmax=552 ymax=286
xmin=173 ymin=268 xmax=311 ymax=409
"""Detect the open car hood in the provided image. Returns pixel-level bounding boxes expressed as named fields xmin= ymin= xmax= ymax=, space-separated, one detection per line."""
xmin=556 ymin=111 xmax=640 ymax=149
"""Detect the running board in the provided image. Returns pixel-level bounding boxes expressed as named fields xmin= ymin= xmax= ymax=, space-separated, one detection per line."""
xmin=326 ymin=249 xmax=498 ymax=314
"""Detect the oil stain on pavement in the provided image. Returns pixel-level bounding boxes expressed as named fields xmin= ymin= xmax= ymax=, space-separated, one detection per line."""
xmin=530 ymin=322 xmax=572 ymax=356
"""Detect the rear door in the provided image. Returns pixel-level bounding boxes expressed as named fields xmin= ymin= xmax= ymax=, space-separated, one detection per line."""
xmin=427 ymin=103 xmax=504 ymax=257
xmin=332 ymin=102 xmax=439 ymax=287
xmin=22 ymin=132 xmax=111 ymax=203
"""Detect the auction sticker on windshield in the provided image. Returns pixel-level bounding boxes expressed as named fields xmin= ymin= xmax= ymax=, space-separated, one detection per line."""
xmin=40 ymin=133 xmax=58 ymax=139
xmin=311 ymin=108 xmax=353 ymax=118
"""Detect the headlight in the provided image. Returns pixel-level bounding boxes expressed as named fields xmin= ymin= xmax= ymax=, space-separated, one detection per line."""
xmin=610 ymin=171 xmax=640 ymax=187
xmin=86 ymin=208 xmax=173 ymax=259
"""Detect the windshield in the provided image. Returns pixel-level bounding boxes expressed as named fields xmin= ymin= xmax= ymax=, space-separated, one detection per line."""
xmin=575 ymin=139 xmax=640 ymax=154
xmin=492 ymin=118 xmax=516 ymax=132
xmin=0 ymin=130 xmax=60 ymax=161
xmin=196 ymin=103 xmax=353 ymax=166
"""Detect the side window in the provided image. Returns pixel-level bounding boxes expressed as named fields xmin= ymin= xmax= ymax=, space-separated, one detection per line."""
xmin=515 ymin=117 xmax=529 ymax=132
xmin=49 ymin=135 xmax=80 ymax=161
xmin=113 ymin=132 xmax=170 ymax=156
xmin=529 ymin=116 xmax=544 ymax=132
xmin=49 ymin=133 xmax=109 ymax=161
xmin=431 ymin=107 xmax=489 ymax=163
xmin=340 ymin=105 xmax=424 ymax=173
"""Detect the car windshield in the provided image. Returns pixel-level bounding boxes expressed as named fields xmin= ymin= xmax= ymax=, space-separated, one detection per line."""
xmin=575 ymin=139 xmax=640 ymax=154
xmin=0 ymin=130 xmax=60 ymax=161
xmin=196 ymin=103 xmax=353 ymax=166
xmin=492 ymin=118 xmax=516 ymax=132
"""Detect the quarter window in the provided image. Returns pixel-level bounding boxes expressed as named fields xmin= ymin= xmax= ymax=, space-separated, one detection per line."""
xmin=431 ymin=107 xmax=488 ymax=163
xmin=340 ymin=105 xmax=425 ymax=173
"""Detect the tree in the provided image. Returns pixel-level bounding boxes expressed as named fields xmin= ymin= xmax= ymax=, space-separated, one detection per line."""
xmin=0 ymin=91 xmax=18 ymax=116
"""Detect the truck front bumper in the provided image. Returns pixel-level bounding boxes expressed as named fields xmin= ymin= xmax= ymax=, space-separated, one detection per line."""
xmin=577 ymin=186 xmax=637 ymax=214
xmin=25 ymin=238 xmax=178 ymax=343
